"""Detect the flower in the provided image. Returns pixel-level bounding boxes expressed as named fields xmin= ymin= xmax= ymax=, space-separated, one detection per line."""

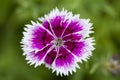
xmin=106 ymin=54 xmax=120 ymax=75
xmin=21 ymin=8 xmax=95 ymax=76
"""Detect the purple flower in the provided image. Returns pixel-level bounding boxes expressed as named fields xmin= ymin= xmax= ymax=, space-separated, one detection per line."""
xmin=21 ymin=8 xmax=95 ymax=76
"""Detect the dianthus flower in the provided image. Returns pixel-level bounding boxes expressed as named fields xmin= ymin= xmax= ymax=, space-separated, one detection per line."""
xmin=21 ymin=8 xmax=95 ymax=76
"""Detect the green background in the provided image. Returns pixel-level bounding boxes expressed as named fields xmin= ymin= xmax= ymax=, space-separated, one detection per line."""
xmin=0 ymin=0 xmax=120 ymax=80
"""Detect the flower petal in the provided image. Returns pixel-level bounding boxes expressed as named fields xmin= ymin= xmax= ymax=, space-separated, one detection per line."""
xmin=44 ymin=48 xmax=57 ymax=68
xmin=63 ymin=33 xmax=82 ymax=41
xmin=52 ymin=46 xmax=79 ymax=76
xmin=63 ymin=20 xmax=83 ymax=37
xmin=64 ymin=41 xmax=85 ymax=60
xmin=31 ymin=24 xmax=54 ymax=50
xmin=26 ymin=44 xmax=52 ymax=67
xmin=64 ymin=38 xmax=95 ymax=62
xmin=42 ymin=21 xmax=53 ymax=34
xmin=50 ymin=16 xmax=69 ymax=37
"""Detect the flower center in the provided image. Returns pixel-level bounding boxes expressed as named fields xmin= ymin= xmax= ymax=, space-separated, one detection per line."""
xmin=54 ymin=38 xmax=63 ymax=47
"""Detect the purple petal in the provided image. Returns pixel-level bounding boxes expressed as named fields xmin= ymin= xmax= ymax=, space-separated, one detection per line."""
xmin=42 ymin=21 xmax=53 ymax=34
xmin=44 ymin=48 xmax=57 ymax=66
xmin=63 ymin=34 xmax=82 ymax=41
xmin=63 ymin=21 xmax=82 ymax=37
xmin=27 ymin=44 xmax=52 ymax=65
xmin=64 ymin=41 xmax=85 ymax=57
xmin=50 ymin=16 xmax=68 ymax=37
xmin=55 ymin=47 xmax=74 ymax=67
xmin=31 ymin=25 xmax=54 ymax=49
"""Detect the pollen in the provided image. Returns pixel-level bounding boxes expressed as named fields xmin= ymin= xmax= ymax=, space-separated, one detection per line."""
xmin=54 ymin=38 xmax=63 ymax=47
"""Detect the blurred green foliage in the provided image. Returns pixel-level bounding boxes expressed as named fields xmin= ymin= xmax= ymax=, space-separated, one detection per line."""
xmin=0 ymin=0 xmax=120 ymax=80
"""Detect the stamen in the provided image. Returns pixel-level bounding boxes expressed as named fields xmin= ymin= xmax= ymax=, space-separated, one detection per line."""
xmin=54 ymin=38 xmax=63 ymax=47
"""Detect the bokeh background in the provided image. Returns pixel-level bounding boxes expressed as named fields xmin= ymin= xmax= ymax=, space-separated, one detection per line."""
xmin=0 ymin=0 xmax=120 ymax=80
